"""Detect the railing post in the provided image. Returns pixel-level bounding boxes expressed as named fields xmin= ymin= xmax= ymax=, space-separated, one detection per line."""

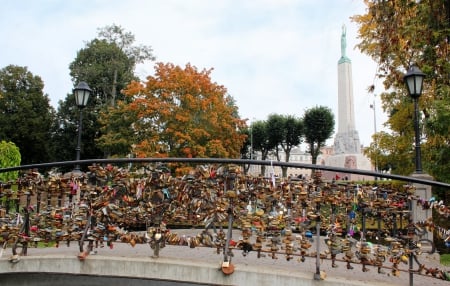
xmin=313 ymin=203 xmax=321 ymax=280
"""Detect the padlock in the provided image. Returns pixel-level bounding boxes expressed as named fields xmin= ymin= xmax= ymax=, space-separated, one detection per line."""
xmin=305 ymin=230 xmax=313 ymax=238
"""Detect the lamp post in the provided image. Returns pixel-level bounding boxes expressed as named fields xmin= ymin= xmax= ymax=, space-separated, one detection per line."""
xmin=250 ymin=124 xmax=253 ymax=160
xmin=73 ymin=82 xmax=92 ymax=173
xmin=403 ymin=64 xmax=425 ymax=286
xmin=370 ymin=96 xmax=378 ymax=179
xmin=403 ymin=64 xmax=425 ymax=173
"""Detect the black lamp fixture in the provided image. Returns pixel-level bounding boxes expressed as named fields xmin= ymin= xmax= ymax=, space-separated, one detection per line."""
xmin=403 ymin=64 xmax=425 ymax=173
xmin=73 ymin=81 xmax=92 ymax=172
xmin=74 ymin=81 xmax=92 ymax=108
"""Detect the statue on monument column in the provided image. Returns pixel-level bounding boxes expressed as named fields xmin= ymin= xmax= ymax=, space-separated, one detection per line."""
xmin=341 ymin=24 xmax=347 ymax=58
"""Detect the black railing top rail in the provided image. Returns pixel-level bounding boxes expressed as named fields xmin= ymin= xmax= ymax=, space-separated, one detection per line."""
xmin=0 ymin=157 xmax=449 ymax=189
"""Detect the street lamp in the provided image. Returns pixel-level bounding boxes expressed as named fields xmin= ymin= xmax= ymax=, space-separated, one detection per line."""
xmin=250 ymin=124 xmax=253 ymax=160
xmin=73 ymin=81 xmax=92 ymax=172
xmin=403 ymin=65 xmax=425 ymax=173
xmin=370 ymin=96 xmax=378 ymax=177
xmin=403 ymin=65 xmax=425 ymax=286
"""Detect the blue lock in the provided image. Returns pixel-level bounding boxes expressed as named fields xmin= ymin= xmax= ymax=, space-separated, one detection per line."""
xmin=349 ymin=211 xmax=356 ymax=219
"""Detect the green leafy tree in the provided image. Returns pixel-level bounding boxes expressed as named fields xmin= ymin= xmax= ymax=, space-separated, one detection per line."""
xmin=69 ymin=39 xmax=134 ymax=107
xmin=352 ymin=0 xmax=450 ymax=181
xmin=53 ymin=24 xmax=155 ymax=162
xmin=96 ymin=100 xmax=138 ymax=157
xmin=364 ymin=131 xmax=413 ymax=174
xmin=51 ymin=94 xmax=102 ymax=163
xmin=71 ymin=24 xmax=155 ymax=107
xmin=267 ymin=114 xmax=285 ymax=162
xmin=425 ymin=98 xmax=450 ymax=180
xmin=251 ymin=120 xmax=275 ymax=176
xmin=0 ymin=65 xmax=55 ymax=164
xmin=303 ymin=106 xmax=334 ymax=165
xmin=0 ymin=141 xmax=21 ymax=182
xmin=267 ymin=114 xmax=303 ymax=177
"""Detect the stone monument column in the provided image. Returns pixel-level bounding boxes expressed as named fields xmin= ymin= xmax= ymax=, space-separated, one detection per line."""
xmin=334 ymin=24 xmax=361 ymax=155
xmin=324 ymin=24 xmax=373 ymax=181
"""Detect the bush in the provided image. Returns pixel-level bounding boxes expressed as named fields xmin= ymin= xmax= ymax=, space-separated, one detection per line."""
xmin=0 ymin=140 xmax=21 ymax=182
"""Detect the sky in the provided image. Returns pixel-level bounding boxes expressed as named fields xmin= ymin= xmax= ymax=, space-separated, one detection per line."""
xmin=0 ymin=0 xmax=388 ymax=147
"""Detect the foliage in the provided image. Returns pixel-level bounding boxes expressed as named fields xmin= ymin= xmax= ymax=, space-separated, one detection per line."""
xmin=116 ymin=62 xmax=247 ymax=159
xmin=70 ymin=24 xmax=155 ymax=107
xmin=52 ymin=94 xmax=104 ymax=163
xmin=96 ymin=100 xmax=138 ymax=157
xmin=303 ymin=106 xmax=335 ymax=165
xmin=0 ymin=65 xmax=55 ymax=164
xmin=266 ymin=114 xmax=303 ymax=177
xmin=250 ymin=120 xmax=274 ymax=176
xmin=352 ymin=0 xmax=450 ymax=182
xmin=240 ymin=126 xmax=252 ymax=160
xmin=0 ymin=141 xmax=21 ymax=182
xmin=53 ymin=24 xmax=156 ymax=162
xmin=69 ymin=39 xmax=134 ymax=107
xmin=239 ymin=126 xmax=252 ymax=174
xmin=441 ymin=254 xmax=450 ymax=266
xmin=364 ymin=131 xmax=414 ymax=175
xmin=97 ymin=24 xmax=156 ymax=66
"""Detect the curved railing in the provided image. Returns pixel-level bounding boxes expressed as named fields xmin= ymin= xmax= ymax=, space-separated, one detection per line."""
xmin=0 ymin=158 xmax=449 ymax=284
xmin=0 ymin=157 xmax=449 ymax=188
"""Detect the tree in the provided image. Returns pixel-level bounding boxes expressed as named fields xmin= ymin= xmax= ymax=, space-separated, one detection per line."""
xmin=53 ymin=24 xmax=156 ymax=162
xmin=266 ymin=114 xmax=303 ymax=177
xmin=352 ymin=0 xmax=450 ymax=181
xmin=96 ymin=100 xmax=138 ymax=157
xmin=240 ymin=126 xmax=252 ymax=160
xmin=0 ymin=141 xmax=21 ymax=182
xmin=51 ymin=94 xmax=103 ymax=163
xmin=70 ymin=24 xmax=155 ymax=107
xmin=303 ymin=106 xmax=334 ymax=165
xmin=364 ymin=131 xmax=413 ymax=174
xmin=266 ymin=114 xmax=285 ymax=162
xmin=69 ymin=39 xmax=135 ymax=107
xmin=251 ymin=120 xmax=275 ymax=176
xmin=115 ymin=62 xmax=246 ymax=159
xmin=97 ymin=24 xmax=156 ymax=66
xmin=0 ymin=65 xmax=55 ymax=164
xmin=98 ymin=23 xmax=156 ymax=107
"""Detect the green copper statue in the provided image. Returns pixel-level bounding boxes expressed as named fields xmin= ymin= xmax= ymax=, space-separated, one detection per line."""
xmin=341 ymin=24 xmax=347 ymax=58
xmin=339 ymin=24 xmax=350 ymax=64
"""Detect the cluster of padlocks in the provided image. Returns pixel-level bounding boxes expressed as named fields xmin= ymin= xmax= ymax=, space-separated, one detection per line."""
xmin=0 ymin=163 xmax=449 ymax=281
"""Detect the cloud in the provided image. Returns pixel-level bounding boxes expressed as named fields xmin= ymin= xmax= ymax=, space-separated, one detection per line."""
xmin=0 ymin=0 xmax=387 ymax=145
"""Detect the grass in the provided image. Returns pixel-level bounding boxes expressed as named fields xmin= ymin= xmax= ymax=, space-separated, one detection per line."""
xmin=441 ymin=254 xmax=450 ymax=266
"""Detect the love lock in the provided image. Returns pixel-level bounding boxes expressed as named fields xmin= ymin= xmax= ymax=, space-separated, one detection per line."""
xmin=9 ymin=254 xmax=20 ymax=263
xmin=221 ymin=261 xmax=235 ymax=275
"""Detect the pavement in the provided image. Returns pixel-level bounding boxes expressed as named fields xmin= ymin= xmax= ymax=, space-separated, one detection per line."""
xmin=1 ymin=228 xmax=449 ymax=286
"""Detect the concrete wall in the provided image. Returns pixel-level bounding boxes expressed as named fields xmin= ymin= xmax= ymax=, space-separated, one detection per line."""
xmin=0 ymin=255 xmax=376 ymax=286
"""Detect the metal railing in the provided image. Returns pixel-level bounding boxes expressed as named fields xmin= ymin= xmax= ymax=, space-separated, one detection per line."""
xmin=0 ymin=157 xmax=449 ymax=188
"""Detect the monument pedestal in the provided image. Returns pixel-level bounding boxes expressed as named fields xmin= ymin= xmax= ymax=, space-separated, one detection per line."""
xmin=324 ymin=153 xmax=373 ymax=181
xmin=411 ymin=172 xmax=434 ymax=241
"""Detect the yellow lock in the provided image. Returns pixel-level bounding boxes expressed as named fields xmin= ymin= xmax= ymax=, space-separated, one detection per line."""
xmin=400 ymin=255 xmax=408 ymax=263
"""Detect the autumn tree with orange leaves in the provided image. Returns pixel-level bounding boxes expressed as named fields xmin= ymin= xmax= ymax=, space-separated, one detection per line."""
xmin=98 ymin=62 xmax=246 ymax=159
